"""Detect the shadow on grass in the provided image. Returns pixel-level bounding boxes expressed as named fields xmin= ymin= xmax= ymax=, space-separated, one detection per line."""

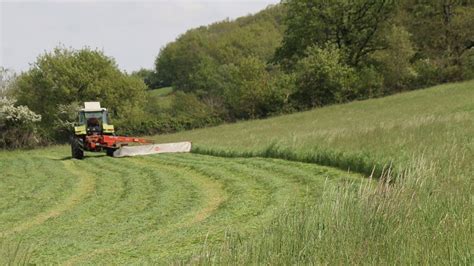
xmin=51 ymin=154 xmax=108 ymax=161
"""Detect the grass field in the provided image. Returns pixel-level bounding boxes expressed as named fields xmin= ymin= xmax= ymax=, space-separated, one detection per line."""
xmin=0 ymin=81 xmax=472 ymax=264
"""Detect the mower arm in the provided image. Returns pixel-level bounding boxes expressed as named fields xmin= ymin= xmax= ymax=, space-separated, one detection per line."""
xmin=102 ymin=135 xmax=154 ymax=147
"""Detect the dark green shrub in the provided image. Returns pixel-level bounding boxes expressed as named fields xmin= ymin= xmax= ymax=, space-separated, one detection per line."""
xmin=291 ymin=46 xmax=357 ymax=108
xmin=355 ymin=66 xmax=385 ymax=98
xmin=372 ymin=26 xmax=417 ymax=92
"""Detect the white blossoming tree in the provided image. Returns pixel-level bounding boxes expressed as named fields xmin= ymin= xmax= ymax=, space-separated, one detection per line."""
xmin=0 ymin=97 xmax=42 ymax=149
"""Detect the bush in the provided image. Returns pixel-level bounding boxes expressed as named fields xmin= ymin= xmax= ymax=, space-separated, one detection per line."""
xmin=291 ymin=45 xmax=357 ymax=108
xmin=372 ymin=26 xmax=417 ymax=92
xmin=412 ymin=59 xmax=442 ymax=88
xmin=217 ymin=57 xmax=291 ymax=119
xmin=0 ymin=97 xmax=42 ymax=149
xmin=461 ymin=49 xmax=474 ymax=80
xmin=131 ymin=68 xmax=161 ymax=90
xmin=355 ymin=66 xmax=385 ymax=98
xmin=115 ymin=115 xmax=184 ymax=136
xmin=171 ymin=91 xmax=222 ymax=127
xmin=52 ymin=102 xmax=81 ymax=142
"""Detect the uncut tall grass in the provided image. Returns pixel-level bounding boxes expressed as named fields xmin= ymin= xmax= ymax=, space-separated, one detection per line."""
xmin=154 ymin=81 xmax=473 ymax=264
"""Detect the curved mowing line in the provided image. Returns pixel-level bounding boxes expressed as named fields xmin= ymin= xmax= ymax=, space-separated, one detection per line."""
xmin=82 ymin=158 xmax=287 ymax=264
xmin=115 ymin=157 xmax=226 ymax=225
xmin=0 ymin=160 xmax=96 ymax=237
xmin=87 ymin=156 xmax=218 ymax=231
xmin=40 ymin=154 xmax=221 ymax=265
xmin=156 ymin=155 xmax=280 ymax=220
xmin=30 ymin=157 xmax=188 ymax=264
xmin=150 ymin=157 xmax=307 ymax=223
xmin=68 ymin=154 xmax=362 ymax=264
xmin=63 ymin=160 xmax=226 ymax=265
xmin=124 ymin=159 xmax=225 ymax=226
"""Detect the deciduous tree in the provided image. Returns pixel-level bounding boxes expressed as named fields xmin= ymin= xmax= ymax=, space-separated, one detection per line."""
xmin=275 ymin=0 xmax=397 ymax=68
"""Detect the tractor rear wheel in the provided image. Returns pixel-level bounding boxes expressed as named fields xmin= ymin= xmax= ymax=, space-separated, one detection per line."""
xmin=71 ymin=137 xmax=84 ymax=159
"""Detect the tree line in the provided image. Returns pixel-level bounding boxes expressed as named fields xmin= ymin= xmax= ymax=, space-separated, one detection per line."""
xmin=1 ymin=0 xmax=473 ymax=148
xmin=152 ymin=0 xmax=473 ymax=117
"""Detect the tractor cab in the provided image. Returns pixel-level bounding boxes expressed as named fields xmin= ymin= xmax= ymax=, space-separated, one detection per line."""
xmin=74 ymin=102 xmax=115 ymax=136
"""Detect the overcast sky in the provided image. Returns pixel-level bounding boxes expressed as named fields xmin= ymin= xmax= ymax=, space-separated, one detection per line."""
xmin=0 ymin=0 xmax=279 ymax=73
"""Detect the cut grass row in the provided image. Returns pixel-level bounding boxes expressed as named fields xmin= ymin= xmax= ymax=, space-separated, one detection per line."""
xmin=0 ymin=146 xmax=362 ymax=264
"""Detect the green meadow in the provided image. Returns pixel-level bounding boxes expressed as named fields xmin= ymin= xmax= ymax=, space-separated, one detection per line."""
xmin=1 ymin=81 xmax=472 ymax=264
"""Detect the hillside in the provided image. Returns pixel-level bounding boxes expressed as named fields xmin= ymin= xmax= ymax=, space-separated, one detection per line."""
xmin=151 ymin=80 xmax=473 ymax=263
xmin=1 ymin=81 xmax=472 ymax=264
xmin=153 ymin=80 xmax=473 ymax=171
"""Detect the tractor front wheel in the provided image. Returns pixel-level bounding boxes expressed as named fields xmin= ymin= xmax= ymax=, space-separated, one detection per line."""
xmin=71 ymin=137 xmax=84 ymax=159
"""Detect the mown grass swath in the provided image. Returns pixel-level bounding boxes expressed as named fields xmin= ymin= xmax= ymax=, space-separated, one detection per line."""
xmin=0 ymin=147 xmax=361 ymax=264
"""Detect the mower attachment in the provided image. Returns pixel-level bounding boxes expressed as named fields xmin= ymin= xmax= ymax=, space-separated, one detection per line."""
xmin=113 ymin=141 xmax=192 ymax=157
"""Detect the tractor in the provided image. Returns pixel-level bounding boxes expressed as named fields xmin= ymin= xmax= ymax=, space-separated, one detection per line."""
xmin=71 ymin=102 xmax=160 ymax=159
xmin=71 ymin=102 xmax=191 ymax=159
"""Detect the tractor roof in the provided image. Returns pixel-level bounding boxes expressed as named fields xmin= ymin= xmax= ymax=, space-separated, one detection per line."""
xmin=82 ymin=102 xmax=107 ymax=112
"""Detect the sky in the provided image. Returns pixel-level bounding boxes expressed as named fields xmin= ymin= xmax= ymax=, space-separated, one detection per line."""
xmin=0 ymin=0 xmax=279 ymax=73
